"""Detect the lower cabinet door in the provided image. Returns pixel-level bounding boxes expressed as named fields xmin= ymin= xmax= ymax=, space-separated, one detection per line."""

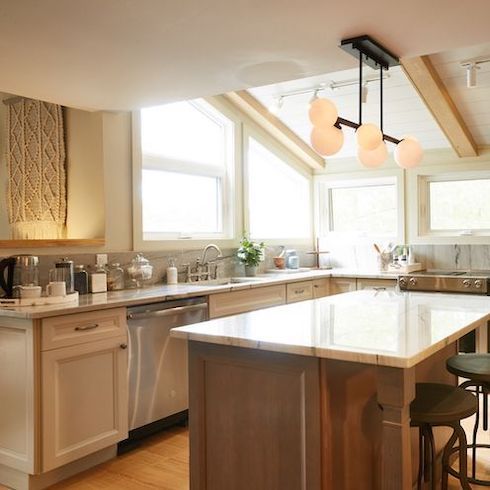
xmin=42 ymin=336 xmax=128 ymax=471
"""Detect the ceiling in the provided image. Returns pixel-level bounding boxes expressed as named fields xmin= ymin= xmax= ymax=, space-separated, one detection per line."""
xmin=250 ymin=41 xmax=490 ymax=159
xmin=249 ymin=65 xmax=450 ymax=158
xmin=0 ymin=1 xmax=490 ymax=111
xmin=431 ymin=44 xmax=490 ymax=146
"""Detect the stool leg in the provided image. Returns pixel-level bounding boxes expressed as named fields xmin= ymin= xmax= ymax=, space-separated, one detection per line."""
xmin=424 ymin=425 xmax=431 ymax=483
xmin=426 ymin=426 xmax=436 ymax=490
xmin=442 ymin=428 xmax=459 ymax=490
xmin=454 ymin=423 xmax=472 ymax=490
xmin=484 ymin=388 xmax=488 ymax=431
xmin=417 ymin=426 xmax=425 ymax=490
xmin=472 ymin=385 xmax=481 ymax=479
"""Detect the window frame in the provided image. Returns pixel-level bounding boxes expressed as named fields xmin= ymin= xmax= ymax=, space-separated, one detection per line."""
xmin=315 ymin=170 xmax=405 ymax=244
xmin=133 ymin=97 xmax=241 ymax=250
xmin=242 ymin=125 xmax=313 ymax=245
xmin=414 ymin=168 xmax=490 ymax=243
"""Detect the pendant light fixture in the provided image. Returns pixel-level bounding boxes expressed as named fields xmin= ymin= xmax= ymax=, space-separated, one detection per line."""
xmin=309 ymin=35 xmax=423 ymax=168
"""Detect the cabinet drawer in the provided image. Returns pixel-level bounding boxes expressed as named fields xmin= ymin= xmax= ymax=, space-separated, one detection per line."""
xmin=356 ymin=278 xmax=397 ymax=291
xmin=42 ymin=307 xmax=127 ymax=351
xmin=286 ymin=281 xmax=313 ymax=303
xmin=312 ymin=278 xmax=329 ymax=298
xmin=209 ymin=285 xmax=286 ymax=319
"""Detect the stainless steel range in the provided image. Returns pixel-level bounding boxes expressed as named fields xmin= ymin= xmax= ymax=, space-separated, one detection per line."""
xmin=398 ymin=270 xmax=490 ymax=295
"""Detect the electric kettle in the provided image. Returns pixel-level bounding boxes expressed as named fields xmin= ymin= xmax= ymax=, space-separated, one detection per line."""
xmin=0 ymin=255 xmax=40 ymax=298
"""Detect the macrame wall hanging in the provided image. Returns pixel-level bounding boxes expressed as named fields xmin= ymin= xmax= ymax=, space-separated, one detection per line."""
xmin=6 ymin=98 xmax=67 ymax=239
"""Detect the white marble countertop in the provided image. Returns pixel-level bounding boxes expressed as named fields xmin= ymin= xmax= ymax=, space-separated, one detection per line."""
xmin=171 ymin=290 xmax=490 ymax=368
xmin=0 ymin=268 xmax=399 ymax=319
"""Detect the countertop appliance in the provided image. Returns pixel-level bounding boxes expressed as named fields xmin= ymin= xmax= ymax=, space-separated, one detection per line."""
xmin=398 ymin=269 xmax=490 ymax=353
xmin=0 ymin=255 xmax=39 ymax=298
xmin=125 ymin=297 xmax=208 ymax=440
xmin=398 ymin=270 xmax=490 ymax=295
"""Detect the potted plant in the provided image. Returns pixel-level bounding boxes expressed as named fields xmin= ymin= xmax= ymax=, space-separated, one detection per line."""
xmin=236 ymin=236 xmax=265 ymax=277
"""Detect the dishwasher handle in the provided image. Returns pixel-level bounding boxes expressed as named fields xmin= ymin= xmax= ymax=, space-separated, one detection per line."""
xmin=127 ymin=302 xmax=208 ymax=321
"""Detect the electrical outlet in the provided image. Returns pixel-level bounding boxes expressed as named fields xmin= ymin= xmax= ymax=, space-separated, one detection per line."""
xmin=96 ymin=253 xmax=108 ymax=266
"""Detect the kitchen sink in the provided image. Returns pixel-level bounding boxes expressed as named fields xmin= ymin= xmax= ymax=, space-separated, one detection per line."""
xmin=191 ymin=277 xmax=268 ymax=286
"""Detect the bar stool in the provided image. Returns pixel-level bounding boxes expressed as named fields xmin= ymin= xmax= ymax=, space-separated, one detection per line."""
xmin=410 ymin=383 xmax=477 ymax=490
xmin=447 ymin=353 xmax=490 ymax=486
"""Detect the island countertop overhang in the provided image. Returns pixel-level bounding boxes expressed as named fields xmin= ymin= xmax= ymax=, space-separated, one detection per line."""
xmin=171 ymin=290 xmax=490 ymax=368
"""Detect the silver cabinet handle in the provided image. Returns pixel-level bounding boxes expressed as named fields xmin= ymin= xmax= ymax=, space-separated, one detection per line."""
xmin=75 ymin=323 xmax=99 ymax=331
xmin=127 ymin=303 xmax=208 ymax=321
xmin=373 ymin=287 xmax=387 ymax=291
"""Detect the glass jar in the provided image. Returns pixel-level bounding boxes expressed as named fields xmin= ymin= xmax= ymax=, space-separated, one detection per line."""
xmin=107 ymin=263 xmax=125 ymax=291
xmin=126 ymin=254 xmax=153 ymax=288
xmin=74 ymin=265 xmax=89 ymax=295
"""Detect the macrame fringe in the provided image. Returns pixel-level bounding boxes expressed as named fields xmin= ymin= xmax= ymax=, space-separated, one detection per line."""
xmin=10 ymin=221 xmax=66 ymax=240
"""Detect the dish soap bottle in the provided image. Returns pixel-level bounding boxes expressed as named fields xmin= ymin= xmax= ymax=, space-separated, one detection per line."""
xmin=167 ymin=257 xmax=178 ymax=285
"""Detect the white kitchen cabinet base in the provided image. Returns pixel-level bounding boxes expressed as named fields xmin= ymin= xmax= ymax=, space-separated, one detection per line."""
xmin=0 ymin=445 xmax=116 ymax=490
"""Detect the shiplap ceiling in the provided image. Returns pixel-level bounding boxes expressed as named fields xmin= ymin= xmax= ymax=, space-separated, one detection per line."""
xmin=0 ymin=1 xmax=490 ymax=110
xmin=249 ymin=65 xmax=450 ymax=159
xmin=431 ymin=42 xmax=490 ymax=146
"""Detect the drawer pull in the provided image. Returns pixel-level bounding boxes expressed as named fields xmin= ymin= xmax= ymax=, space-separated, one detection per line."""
xmin=74 ymin=323 xmax=99 ymax=331
xmin=120 ymin=343 xmax=128 ymax=349
xmin=314 ymin=285 xmax=319 ymax=288
xmin=295 ymin=289 xmax=305 ymax=294
xmin=373 ymin=287 xmax=387 ymax=291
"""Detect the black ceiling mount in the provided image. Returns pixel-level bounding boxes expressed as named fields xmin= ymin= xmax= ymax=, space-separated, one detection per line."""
xmin=340 ymin=35 xmax=399 ymax=70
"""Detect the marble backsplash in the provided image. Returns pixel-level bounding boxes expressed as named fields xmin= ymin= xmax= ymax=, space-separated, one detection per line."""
xmin=323 ymin=243 xmax=490 ymax=271
xmin=1 ymin=244 xmax=316 ymax=287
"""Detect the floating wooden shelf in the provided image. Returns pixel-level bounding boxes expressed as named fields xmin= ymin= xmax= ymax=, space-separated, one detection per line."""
xmin=0 ymin=238 xmax=105 ymax=248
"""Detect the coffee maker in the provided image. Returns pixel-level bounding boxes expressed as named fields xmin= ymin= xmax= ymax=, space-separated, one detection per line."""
xmin=0 ymin=255 xmax=40 ymax=298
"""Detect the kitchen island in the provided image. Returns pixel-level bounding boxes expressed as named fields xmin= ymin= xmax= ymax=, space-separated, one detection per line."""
xmin=172 ymin=290 xmax=490 ymax=490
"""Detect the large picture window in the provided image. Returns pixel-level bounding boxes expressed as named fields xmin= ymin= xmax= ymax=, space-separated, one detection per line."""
xmin=139 ymin=99 xmax=234 ymax=240
xmin=318 ymin=176 xmax=399 ymax=240
xmin=419 ymin=172 xmax=490 ymax=237
xmin=246 ymin=137 xmax=311 ymax=240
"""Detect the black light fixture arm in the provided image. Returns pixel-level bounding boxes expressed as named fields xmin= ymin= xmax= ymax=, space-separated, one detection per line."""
xmin=334 ymin=117 xmax=401 ymax=145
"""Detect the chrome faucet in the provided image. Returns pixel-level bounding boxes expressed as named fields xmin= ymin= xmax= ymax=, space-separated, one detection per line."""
xmin=201 ymin=243 xmax=223 ymax=264
xmin=184 ymin=244 xmax=224 ymax=282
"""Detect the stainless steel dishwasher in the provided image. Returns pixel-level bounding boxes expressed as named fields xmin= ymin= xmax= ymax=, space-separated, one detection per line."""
xmin=126 ymin=296 xmax=208 ymax=439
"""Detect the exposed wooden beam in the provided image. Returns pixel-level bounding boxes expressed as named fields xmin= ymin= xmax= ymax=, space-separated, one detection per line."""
xmin=223 ymin=90 xmax=325 ymax=170
xmin=401 ymin=55 xmax=478 ymax=158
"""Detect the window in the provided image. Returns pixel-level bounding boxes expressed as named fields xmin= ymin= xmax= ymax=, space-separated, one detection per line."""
xmin=246 ymin=137 xmax=311 ymax=239
xmin=420 ymin=173 xmax=490 ymax=236
xmin=139 ymin=99 xmax=234 ymax=240
xmin=319 ymin=177 xmax=399 ymax=238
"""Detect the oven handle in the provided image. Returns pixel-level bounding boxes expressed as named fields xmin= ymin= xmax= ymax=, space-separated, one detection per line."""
xmin=127 ymin=303 xmax=208 ymax=321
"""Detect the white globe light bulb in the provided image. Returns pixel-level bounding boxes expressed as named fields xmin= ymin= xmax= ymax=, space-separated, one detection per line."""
xmin=308 ymin=98 xmax=338 ymax=128
xmin=357 ymin=141 xmax=388 ymax=168
xmin=310 ymin=126 xmax=344 ymax=156
xmin=356 ymin=123 xmax=383 ymax=151
xmin=394 ymin=138 xmax=423 ymax=168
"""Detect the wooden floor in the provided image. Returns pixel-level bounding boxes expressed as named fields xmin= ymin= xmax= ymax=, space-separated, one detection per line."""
xmin=50 ymin=426 xmax=189 ymax=490
xmin=0 ymin=423 xmax=488 ymax=489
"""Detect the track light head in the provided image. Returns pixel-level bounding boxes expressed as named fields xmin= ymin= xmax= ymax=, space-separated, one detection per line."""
xmin=466 ymin=63 xmax=478 ymax=88
xmin=268 ymin=96 xmax=284 ymax=115
xmin=361 ymin=82 xmax=368 ymax=104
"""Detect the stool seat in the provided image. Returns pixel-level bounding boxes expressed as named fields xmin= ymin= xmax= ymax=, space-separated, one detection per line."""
xmin=411 ymin=383 xmax=477 ymax=425
xmin=447 ymin=354 xmax=490 ymax=385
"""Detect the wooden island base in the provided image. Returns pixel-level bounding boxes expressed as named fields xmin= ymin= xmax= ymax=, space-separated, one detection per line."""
xmin=188 ymin=340 xmax=457 ymax=490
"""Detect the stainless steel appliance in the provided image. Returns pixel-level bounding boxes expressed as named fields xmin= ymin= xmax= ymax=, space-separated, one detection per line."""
xmin=398 ymin=270 xmax=490 ymax=295
xmin=126 ymin=297 xmax=208 ymax=438
xmin=398 ymin=270 xmax=490 ymax=353
xmin=0 ymin=255 xmax=39 ymax=298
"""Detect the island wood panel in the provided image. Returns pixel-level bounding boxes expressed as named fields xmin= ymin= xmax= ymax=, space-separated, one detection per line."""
xmin=356 ymin=278 xmax=397 ymax=291
xmin=208 ymin=284 xmax=286 ymax=319
xmin=320 ymin=342 xmax=457 ymax=490
xmin=188 ymin=341 xmax=321 ymax=490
